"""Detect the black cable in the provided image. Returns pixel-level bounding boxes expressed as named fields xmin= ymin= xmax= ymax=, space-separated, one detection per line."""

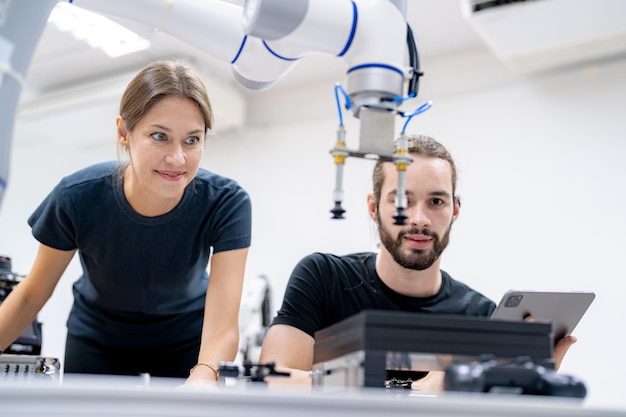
xmin=406 ymin=23 xmax=423 ymax=98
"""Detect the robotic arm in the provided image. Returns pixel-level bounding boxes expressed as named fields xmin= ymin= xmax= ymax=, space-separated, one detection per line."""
xmin=0 ymin=0 xmax=58 ymax=215
xmin=240 ymin=0 xmax=424 ymax=222
xmin=0 ymin=0 xmax=424 ymax=222
xmin=67 ymin=0 xmax=414 ymax=113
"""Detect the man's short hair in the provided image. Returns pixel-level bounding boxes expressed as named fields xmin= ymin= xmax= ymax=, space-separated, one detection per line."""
xmin=372 ymin=134 xmax=458 ymax=204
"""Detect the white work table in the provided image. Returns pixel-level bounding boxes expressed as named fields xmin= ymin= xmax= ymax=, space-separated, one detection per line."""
xmin=1 ymin=375 xmax=625 ymax=417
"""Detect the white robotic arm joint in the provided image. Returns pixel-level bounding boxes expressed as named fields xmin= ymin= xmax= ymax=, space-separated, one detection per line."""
xmin=1 ymin=0 xmax=423 ymax=225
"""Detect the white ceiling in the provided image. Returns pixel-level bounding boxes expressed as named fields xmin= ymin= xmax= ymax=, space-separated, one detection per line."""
xmin=23 ymin=0 xmax=486 ymax=99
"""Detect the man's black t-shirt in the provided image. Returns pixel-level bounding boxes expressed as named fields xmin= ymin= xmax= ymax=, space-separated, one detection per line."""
xmin=271 ymin=252 xmax=496 ymax=337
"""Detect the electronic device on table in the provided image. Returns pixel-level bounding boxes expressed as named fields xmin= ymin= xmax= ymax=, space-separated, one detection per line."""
xmin=445 ymin=354 xmax=587 ymax=398
xmin=0 ymin=354 xmax=61 ymax=382
xmin=0 ymin=256 xmax=44 ymax=355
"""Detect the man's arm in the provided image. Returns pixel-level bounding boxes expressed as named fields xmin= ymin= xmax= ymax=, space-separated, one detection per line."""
xmin=259 ymin=324 xmax=315 ymax=385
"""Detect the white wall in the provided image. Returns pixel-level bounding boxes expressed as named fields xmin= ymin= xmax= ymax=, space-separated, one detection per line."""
xmin=1 ymin=48 xmax=625 ymax=409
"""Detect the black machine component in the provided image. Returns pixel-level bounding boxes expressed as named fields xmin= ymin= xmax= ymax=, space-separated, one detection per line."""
xmin=312 ymin=310 xmax=554 ymax=389
xmin=444 ymin=355 xmax=587 ymax=398
xmin=218 ymin=361 xmax=290 ymax=384
xmin=0 ymin=255 xmax=43 ymax=355
xmin=0 ymin=354 xmax=61 ymax=382
xmin=385 ymin=377 xmax=413 ymax=390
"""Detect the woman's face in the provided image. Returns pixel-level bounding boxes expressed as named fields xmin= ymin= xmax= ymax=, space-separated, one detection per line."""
xmin=117 ymin=96 xmax=206 ymax=213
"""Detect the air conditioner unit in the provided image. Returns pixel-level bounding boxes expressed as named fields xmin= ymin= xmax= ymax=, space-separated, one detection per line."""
xmin=461 ymin=0 xmax=626 ymax=73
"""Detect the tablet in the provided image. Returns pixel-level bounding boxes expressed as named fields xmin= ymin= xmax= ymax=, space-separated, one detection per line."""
xmin=491 ymin=290 xmax=595 ymax=341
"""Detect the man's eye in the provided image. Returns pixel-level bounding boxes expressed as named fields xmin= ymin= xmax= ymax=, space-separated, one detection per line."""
xmin=151 ymin=132 xmax=167 ymax=141
xmin=431 ymin=198 xmax=444 ymax=206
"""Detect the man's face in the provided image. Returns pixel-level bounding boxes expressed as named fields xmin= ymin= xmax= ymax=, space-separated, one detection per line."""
xmin=371 ymin=156 xmax=459 ymax=271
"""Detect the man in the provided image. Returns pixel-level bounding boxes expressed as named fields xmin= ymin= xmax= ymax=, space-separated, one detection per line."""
xmin=259 ymin=134 xmax=575 ymax=388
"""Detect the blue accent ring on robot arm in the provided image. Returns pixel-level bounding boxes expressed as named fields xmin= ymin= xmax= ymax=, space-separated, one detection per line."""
xmin=337 ymin=1 xmax=357 ymax=58
xmin=262 ymin=41 xmax=301 ymax=61
xmin=231 ymin=35 xmax=248 ymax=64
xmin=347 ymin=63 xmax=405 ymax=77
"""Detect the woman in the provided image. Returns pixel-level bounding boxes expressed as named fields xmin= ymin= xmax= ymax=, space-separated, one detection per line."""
xmin=0 ymin=60 xmax=251 ymax=384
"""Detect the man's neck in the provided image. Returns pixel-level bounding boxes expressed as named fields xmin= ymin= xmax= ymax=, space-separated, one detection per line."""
xmin=374 ymin=250 xmax=443 ymax=298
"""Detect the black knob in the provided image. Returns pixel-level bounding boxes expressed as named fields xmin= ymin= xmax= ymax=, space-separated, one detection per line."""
xmin=393 ymin=209 xmax=407 ymax=225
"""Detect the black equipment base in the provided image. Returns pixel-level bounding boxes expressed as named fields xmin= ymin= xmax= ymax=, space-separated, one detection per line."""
xmin=312 ymin=310 xmax=553 ymax=388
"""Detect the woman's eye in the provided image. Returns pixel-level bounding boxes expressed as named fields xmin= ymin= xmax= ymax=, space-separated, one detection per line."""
xmin=151 ymin=132 xmax=167 ymax=141
xmin=185 ymin=136 xmax=200 ymax=145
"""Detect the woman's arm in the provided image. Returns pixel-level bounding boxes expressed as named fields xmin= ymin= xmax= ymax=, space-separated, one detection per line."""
xmin=186 ymin=247 xmax=249 ymax=384
xmin=0 ymin=243 xmax=74 ymax=351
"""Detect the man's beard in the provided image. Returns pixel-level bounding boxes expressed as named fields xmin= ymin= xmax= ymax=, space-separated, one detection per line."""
xmin=377 ymin=214 xmax=452 ymax=271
